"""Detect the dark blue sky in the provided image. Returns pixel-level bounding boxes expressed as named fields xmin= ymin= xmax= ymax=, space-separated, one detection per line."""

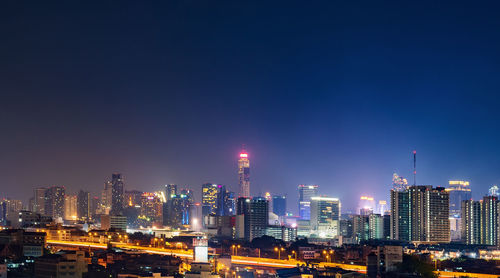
xmin=2 ymin=1 xmax=500 ymax=212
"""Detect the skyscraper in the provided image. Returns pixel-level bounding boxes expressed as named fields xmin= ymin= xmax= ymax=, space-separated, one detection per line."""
xmin=201 ymin=183 xmax=219 ymax=217
xmin=272 ymin=195 xmax=286 ymax=216
xmin=165 ymin=184 xmax=177 ymax=201
xmin=77 ymin=190 xmax=90 ymax=221
xmin=140 ymin=192 xmax=163 ymax=227
xmin=238 ymin=150 xmax=250 ymax=197
xmin=45 ymin=186 xmax=65 ymax=220
xmin=461 ymin=199 xmax=482 ymax=244
xmin=247 ymin=197 xmax=269 ymax=241
xmin=390 ymin=186 xmax=449 ymax=243
xmin=298 ymin=184 xmax=318 ymax=220
xmin=482 ymin=196 xmax=498 ymax=245
xmin=110 ymin=173 xmax=124 ymax=216
xmin=310 ymin=196 xmax=341 ymax=238
xmin=33 ymin=187 xmax=46 ymax=215
xmin=392 ymin=172 xmax=408 ymax=191
xmin=64 ymin=195 xmax=77 ymax=220
xmin=446 ymin=180 xmax=471 ymax=217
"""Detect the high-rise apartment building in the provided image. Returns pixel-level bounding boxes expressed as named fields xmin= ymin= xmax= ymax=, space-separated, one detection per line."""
xmin=45 ymin=186 xmax=65 ymax=220
xmin=110 ymin=173 xmax=124 ymax=215
xmin=353 ymin=215 xmax=369 ymax=242
xmin=310 ymin=196 xmax=340 ymax=238
xmin=272 ymin=195 xmax=286 ymax=216
xmin=461 ymin=196 xmax=500 ymax=245
xmin=77 ymin=190 xmax=90 ymax=221
xmin=446 ymin=181 xmax=471 ymax=217
xmin=238 ymin=151 xmax=250 ymax=197
xmin=461 ymin=200 xmax=482 ymax=244
xmin=390 ymin=186 xmax=450 ymax=243
xmin=369 ymin=214 xmax=384 ymax=239
xmin=298 ymin=184 xmax=318 ymax=220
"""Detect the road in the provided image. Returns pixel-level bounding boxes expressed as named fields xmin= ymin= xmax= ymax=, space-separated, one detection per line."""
xmin=47 ymin=240 xmax=499 ymax=277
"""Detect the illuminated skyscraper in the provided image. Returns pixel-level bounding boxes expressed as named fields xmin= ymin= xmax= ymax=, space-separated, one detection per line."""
xmin=202 ymin=183 xmax=219 ymax=216
xmin=165 ymin=184 xmax=177 ymax=201
xmin=310 ymin=196 xmax=341 ymax=238
xmin=489 ymin=185 xmax=499 ymax=197
xmin=390 ymin=185 xmax=449 ymax=243
xmin=140 ymin=192 xmax=163 ymax=227
xmin=64 ymin=195 xmax=77 ymax=220
xmin=298 ymin=184 xmax=318 ymax=220
xmin=238 ymin=150 xmax=250 ymax=197
xmin=110 ymin=173 xmax=124 ymax=215
xmin=45 ymin=186 xmax=65 ymax=220
xmin=461 ymin=196 xmax=499 ymax=246
xmin=392 ymin=172 xmax=408 ymax=191
xmin=446 ymin=181 xmax=471 ymax=217
xmin=461 ymin=199 xmax=481 ymax=244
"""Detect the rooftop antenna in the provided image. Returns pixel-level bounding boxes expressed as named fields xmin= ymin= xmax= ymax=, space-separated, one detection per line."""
xmin=413 ymin=150 xmax=417 ymax=186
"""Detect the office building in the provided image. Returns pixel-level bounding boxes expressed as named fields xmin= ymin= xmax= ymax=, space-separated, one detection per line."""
xmin=110 ymin=173 xmax=124 ymax=215
xmin=140 ymin=192 xmax=163 ymax=227
xmin=124 ymin=190 xmax=143 ymax=207
xmin=247 ymin=197 xmax=269 ymax=241
xmin=238 ymin=150 xmax=250 ymax=197
xmin=447 ymin=181 xmax=471 ymax=218
xmin=298 ymin=184 xmax=318 ymax=220
xmin=310 ymin=196 xmax=340 ymax=238
xmin=235 ymin=197 xmax=269 ymax=241
xmin=33 ymin=187 xmax=47 ymax=215
xmin=45 ymin=186 xmax=65 ymax=220
xmin=165 ymin=184 xmax=177 ymax=201
xmin=272 ymin=195 xmax=286 ymax=216
xmin=77 ymin=190 xmax=90 ymax=221
xmin=164 ymin=193 xmax=192 ymax=227
xmin=390 ymin=186 xmax=450 ymax=243
xmin=201 ymin=183 xmax=219 ymax=217
xmin=64 ymin=195 xmax=77 ymax=221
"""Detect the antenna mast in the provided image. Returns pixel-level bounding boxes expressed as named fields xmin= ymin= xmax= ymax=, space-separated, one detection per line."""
xmin=413 ymin=150 xmax=416 ymax=186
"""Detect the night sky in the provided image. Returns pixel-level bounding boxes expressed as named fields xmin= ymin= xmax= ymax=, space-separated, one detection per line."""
xmin=2 ymin=1 xmax=500 ymax=213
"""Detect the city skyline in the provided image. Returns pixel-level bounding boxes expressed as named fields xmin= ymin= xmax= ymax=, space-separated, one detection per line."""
xmin=3 ymin=2 xmax=500 ymax=212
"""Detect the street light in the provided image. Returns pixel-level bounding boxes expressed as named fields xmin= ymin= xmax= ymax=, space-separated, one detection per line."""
xmin=275 ymin=247 xmax=285 ymax=260
xmin=291 ymin=250 xmax=297 ymax=260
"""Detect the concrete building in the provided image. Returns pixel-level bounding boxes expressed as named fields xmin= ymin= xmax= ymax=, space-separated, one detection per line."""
xmin=298 ymin=185 xmax=318 ymax=220
xmin=35 ymin=250 xmax=87 ymax=278
xmin=310 ymin=196 xmax=340 ymax=238
xmin=238 ymin=150 xmax=250 ymax=198
xmin=391 ymin=186 xmax=450 ymax=243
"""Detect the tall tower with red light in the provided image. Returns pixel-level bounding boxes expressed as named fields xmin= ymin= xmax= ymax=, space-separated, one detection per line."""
xmin=238 ymin=148 xmax=250 ymax=198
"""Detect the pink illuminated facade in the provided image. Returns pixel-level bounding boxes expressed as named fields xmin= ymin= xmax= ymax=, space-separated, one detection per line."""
xmin=238 ymin=150 xmax=250 ymax=197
